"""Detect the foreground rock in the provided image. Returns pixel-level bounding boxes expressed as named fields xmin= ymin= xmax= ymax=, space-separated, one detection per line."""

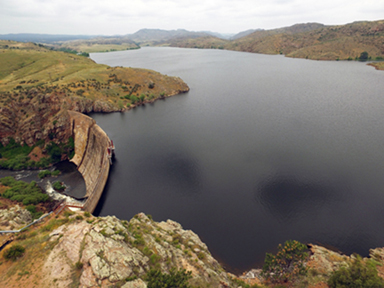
xmin=0 ymin=205 xmax=32 ymax=231
xmin=42 ymin=212 xmax=233 ymax=288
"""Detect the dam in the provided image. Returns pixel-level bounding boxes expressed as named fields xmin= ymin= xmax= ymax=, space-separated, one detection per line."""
xmin=69 ymin=111 xmax=113 ymax=213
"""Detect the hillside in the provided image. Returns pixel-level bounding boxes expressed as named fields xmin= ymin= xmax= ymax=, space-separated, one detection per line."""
xmin=127 ymin=29 xmax=211 ymax=46
xmin=0 ymin=34 xmax=97 ymax=44
xmin=0 ymin=40 xmax=189 ymax=146
xmin=51 ymin=37 xmax=139 ymax=53
xmin=168 ymin=20 xmax=384 ymax=61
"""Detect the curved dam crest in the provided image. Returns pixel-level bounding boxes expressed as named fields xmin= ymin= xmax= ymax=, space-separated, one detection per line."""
xmin=69 ymin=111 xmax=111 ymax=213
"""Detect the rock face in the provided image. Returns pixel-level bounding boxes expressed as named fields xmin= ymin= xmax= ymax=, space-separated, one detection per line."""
xmin=42 ymin=212 xmax=233 ymax=288
xmin=0 ymin=205 xmax=32 ymax=230
xmin=307 ymin=244 xmax=350 ymax=275
xmin=0 ymin=90 xmax=121 ymax=147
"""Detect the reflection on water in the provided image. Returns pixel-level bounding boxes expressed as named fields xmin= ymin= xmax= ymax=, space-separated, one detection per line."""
xmin=255 ymin=175 xmax=334 ymax=224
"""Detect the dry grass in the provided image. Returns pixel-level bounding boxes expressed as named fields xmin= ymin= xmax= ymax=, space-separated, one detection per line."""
xmin=0 ymin=41 xmax=189 ymax=110
xmin=0 ymin=212 xmax=71 ymax=288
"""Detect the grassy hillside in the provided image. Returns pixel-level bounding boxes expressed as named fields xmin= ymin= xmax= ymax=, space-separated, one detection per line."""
xmin=0 ymin=40 xmax=188 ymax=106
xmin=167 ymin=20 xmax=384 ymax=61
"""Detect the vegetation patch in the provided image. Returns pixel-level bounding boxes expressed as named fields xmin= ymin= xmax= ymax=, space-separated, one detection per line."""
xmin=145 ymin=268 xmax=192 ymax=288
xmin=328 ymin=257 xmax=384 ymax=288
xmin=0 ymin=137 xmax=74 ymax=170
xmin=0 ymin=176 xmax=50 ymax=206
xmin=52 ymin=181 xmax=66 ymax=192
xmin=3 ymin=245 xmax=25 ymax=261
xmin=261 ymin=240 xmax=309 ymax=285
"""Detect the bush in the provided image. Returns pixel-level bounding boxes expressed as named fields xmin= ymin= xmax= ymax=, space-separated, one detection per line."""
xmin=261 ymin=240 xmax=309 ymax=284
xmin=83 ymin=211 xmax=91 ymax=217
xmin=38 ymin=170 xmax=52 ymax=179
xmin=359 ymin=51 xmax=369 ymax=61
xmin=131 ymin=95 xmax=138 ymax=104
xmin=328 ymin=257 xmax=384 ymax=288
xmin=145 ymin=268 xmax=192 ymax=288
xmin=4 ymin=245 xmax=25 ymax=261
xmin=26 ymin=205 xmax=43 ymax=219
xmin=52 ymin=181 xmax=65 ymax=192
xmin=75 ymin=261 xmax=83 ymax=270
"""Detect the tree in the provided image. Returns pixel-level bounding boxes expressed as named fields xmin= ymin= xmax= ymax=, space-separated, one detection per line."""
xmin=328 ymin=257 xmax=384 ymax=288
xmin=131 ymin=95 xmax=138 ymax=104
xmin=359 ymin=51 xmax=369 ymax=61
xmin=261 ymin=240 xmax=309 ymax=284
xmin=145 ymin=268 xmax=192 ymax=288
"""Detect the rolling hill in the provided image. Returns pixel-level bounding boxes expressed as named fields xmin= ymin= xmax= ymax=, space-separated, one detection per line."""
xmin=168 ymin=21 xmax=384 ymax=61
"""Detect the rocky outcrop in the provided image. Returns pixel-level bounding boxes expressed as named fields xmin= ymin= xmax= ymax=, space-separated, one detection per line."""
xmin=0 ymin=205 xmax=32 ymax=230
xmin=307 ymin=244 xmax=350 ymax=275
xmin=42 ymin=212 xmax=233 ymax=288
xmin=0 ymin=91 xmax=119 ymax=147
xmin=0 ymin=91 xmax=72 ymax=146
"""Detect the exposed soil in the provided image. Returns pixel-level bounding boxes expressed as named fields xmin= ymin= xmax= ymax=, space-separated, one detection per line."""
xmin=28 ymin=147 xmax=45 ymax=162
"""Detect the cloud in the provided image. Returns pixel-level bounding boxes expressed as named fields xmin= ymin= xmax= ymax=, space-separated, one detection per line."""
xmin=0 ymin=0 xmax=383 ymax=35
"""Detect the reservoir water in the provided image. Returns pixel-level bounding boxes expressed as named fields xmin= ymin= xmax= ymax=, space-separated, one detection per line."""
xmin=90 ymin=48 xmax=384 ymax=272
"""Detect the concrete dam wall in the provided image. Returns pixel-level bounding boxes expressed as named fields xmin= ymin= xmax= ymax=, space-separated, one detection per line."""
xmin=69 ymin=111 xmax=111 ymax=213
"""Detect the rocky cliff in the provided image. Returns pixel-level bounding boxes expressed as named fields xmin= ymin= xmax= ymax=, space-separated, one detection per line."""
xmin=0 ymin=90 xmax=118 ymax=147
xmin=0 ymin=211 xmax=236 ymax=288
xmin=2 ymin=209 xmax=384 ymax=288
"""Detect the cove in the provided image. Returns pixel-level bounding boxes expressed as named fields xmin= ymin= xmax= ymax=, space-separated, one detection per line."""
xmin=90 ymin=47 xmax=384 ymax=273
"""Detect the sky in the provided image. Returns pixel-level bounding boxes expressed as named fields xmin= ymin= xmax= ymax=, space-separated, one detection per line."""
xmin=0 ymin=0 xmax=383 ymax=35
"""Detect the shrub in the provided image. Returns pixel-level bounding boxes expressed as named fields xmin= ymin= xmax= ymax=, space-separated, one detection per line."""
xmin=52 ymin=170 xmax=60 ymax=176
xmin=261 ymin=240 xmax=309 ymax=284
xmin=359 ymin=51 xmax=369 ymax=61
xmin=328 ymin=257 xmax=384 ymax=288
xmin=75 ymin=261 xmax=83 ymax=270
xmin=145 ymin=268 xmax=192 ymax=288
xmin=26 ymin=205 xmax=43 ymax=219
xmin=38 ymin=170 xmax=52 ymax=179
xmin=131 ymin=95 xmax=138 ymax=104
xmin=52 ymin=181 xmax=66 ymax=192
xmin=4 ymin=245 xmax=25 ymax=261
xmin=83 ymin=211 xmax=91 ymax=217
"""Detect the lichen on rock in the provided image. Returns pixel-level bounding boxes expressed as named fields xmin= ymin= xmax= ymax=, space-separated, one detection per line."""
xmin=41 ymin=212 xmax=232 ymax=288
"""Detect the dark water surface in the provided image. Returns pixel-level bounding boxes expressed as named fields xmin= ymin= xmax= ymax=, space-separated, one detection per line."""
xmin=91 ymin=48 xmax=384 ymax=273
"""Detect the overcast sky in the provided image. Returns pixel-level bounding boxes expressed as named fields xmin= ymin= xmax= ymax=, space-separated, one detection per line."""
xmin=0 ymin=0 xmax=383 ymax=35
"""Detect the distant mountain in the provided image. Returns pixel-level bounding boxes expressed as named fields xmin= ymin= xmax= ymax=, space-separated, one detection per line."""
xmin=226 ymin=21 xmax=384 ymax=60
xmin=0 ymin=33 xmax=98 ymax=43
xmin=202 ymin=31 xmax=235 ymax=39
xmin=3 ymin=20 xmax=384 ymax=60
xmin=167 ymin=21 xmax=384 ymax=60
xmin=230 ymin=29 xmax=262 ymax=40
xmin=126 ymin=29 xmax=210 ymax=45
